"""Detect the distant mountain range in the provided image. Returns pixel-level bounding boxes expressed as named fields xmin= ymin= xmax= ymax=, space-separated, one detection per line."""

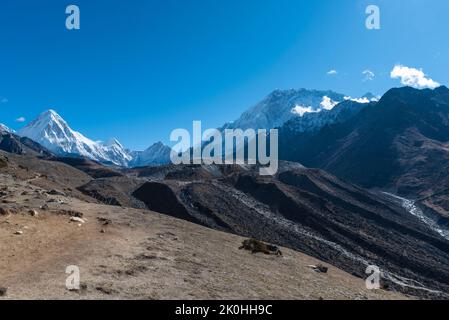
xmin=2 ymin=85 xmax=447 ymax=209
xmin=1 ymin=89 xmax=377 ymax=168
xmin=8 ymin=110 xmax=171 ymax=167
xmin=17 ymin=110 xmax=131 ymax=166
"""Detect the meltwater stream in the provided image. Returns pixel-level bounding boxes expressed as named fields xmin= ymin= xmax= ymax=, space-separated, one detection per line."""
xmin=383 ymin=193 xmax=449 ymax=241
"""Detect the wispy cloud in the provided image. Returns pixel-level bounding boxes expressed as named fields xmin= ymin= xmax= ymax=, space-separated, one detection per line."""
xmin=362 ymin=69 xmax=375 ymax=81
xmin=390 ymin=65 xmax=440 ymax=89
xmin=1 ymin=97 xmax=8 ymax=104
xmin=15 ymin=117 xmax=26 ymax=123
xmin=327 ymin=69 xmax=338 ymax=76
xmin=291 ymin=105 xmax=318 ymax=117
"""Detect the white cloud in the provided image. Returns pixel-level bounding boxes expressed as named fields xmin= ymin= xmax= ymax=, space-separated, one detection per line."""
xmin=344 ymin=96 xmax=379 ymax=104
xmin=345 ymin=97 xmax=371 ymax=104
xmin=353 ymin=97 xmax=371 ymax=103
xmin=320 ymin=96 xmax=339 ymax=110
xmin=362 ymin=69 xmax=375 ymax=81
xmin=327 ymin=69 xmax=338 ymax=76
xmin=291 ymin=105 xmax=319 ymax=117
xmin=16 ymin=117 xmax=26 ymax=123
xmin=390 ymin=64 xmax=440 ymax=89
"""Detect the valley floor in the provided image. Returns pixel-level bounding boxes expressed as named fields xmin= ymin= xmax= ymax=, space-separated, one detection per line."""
xmin=0 ymin=174 xmax=405 ymax=300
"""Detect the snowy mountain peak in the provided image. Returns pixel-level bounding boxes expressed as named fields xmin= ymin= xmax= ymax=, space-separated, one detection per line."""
xmin=130 ymin=141 xmax=172 ymax=167
xmin=0 ymin=123 xmax=13 ymax=133
xmin=222 ymin=88 xmax=346 ymax=131
xmin=36 ymin=109 xmax=67 ymax=126
xmin=18 ymin=110 xmax=131 ymax=167
xmin=15 ymin=109 xmax=170 ymax=168
xmin=283 ymin=98 xmax=374 ymax=134
xmin=42 ymin=109 xmax=59 ymax=117
xmin=19 ymin=109 xmax=74 ymax=147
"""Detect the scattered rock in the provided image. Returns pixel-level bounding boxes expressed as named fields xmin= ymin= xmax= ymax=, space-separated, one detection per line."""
xmin=47 ymin=198 xmax=65 ymax=204
xmin=239 ymin=239 xmax=283 ymax=256
xmin=47 ymin=189 xmax=66 ymax=196
xmin=97 ymin=217 xmax=112 ymax=225
xmin=70 ymin=217 xmax=85 ymax=224
xmin=100 ymin=229 xmax=106 ymax=234
xmin=308 ymin=264 xmax=328 ymax=274
xmin=40 ymin=204 xmax=49 ymax=210
xmin=14 ymin=230 xmax=23 ymax=235
xmin=61 ymin=210 xmax=83 ymax=218
xmin=29 ymin=209 xmax=38 ymax=217
xmin=0 ymin=287 xmax=7 ymax=297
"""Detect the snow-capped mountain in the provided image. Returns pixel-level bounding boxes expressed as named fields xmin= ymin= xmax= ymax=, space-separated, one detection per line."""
xmin=18 ymin=110 xmax=131 ymax=166
xmin=222 ymin=89 xmax=347 ymax=131
xmin=281 ymin=92 xmax=380 ymax=134
xmin=16 ymin=110 xmax=172 ymax=167
xmin=282 ymin=99 xmax=375 ymax=134
xmin=0 ymin=123 xmax=13 ymax=133
xmin=99 ymin=138 xmax=133 ymax=167
xmin=220 ymin=88 xmax=379 ymax=136
xmin=129 ymin=142 xmax=172 ymax=167
xmin=12 ymin=88 xmax=377 ymax=168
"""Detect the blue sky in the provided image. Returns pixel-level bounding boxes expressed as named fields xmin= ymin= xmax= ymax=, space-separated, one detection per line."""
xmin=0 ymin=0 xmax=448 ymax=150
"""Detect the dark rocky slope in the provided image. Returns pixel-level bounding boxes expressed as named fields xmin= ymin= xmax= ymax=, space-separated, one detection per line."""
xmin=279 ymin=86 xmax=449 ymax=223
xmin=120 ymin=163 xmax=449 ymax=298
xmin=0 ymin=131 xmax=53 ymax=158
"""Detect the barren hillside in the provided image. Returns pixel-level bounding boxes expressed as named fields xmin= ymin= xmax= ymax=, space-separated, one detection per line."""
xmin=0 ymin=155 xmax=404 ymax=300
